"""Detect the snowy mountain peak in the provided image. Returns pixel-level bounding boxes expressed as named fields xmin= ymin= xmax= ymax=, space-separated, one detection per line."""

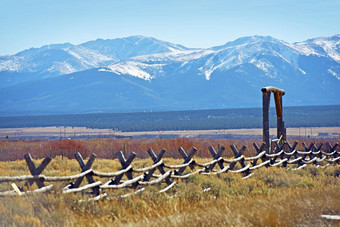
xmin=0 ymin=35 xmax=188 ymax=79
xmin=15 ymin=43 xmax=73 ymax=57
xmin=212 ymin=35 xmax=282 ymax=50
xmin=80 ymin=35 xmax=188 ymax=59
xmin=0 ymin=34 xmax=339 ymax=90
xmin=292 ymin=34 xmax=340 ymax=63
xmin=302 ymin=34 xmax=340 ymax=44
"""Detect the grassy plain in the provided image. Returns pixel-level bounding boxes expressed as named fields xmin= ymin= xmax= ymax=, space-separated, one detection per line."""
xmin=0 ymin=156 xmax=339 ymax=226
xmin=0 ymin=138 xmax=339 ymax=226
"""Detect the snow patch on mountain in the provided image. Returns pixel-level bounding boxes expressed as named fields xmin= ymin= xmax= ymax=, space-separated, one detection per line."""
xmin=0 ymin=56 xmax=20 ymax=71
xmin=66 ymin=46 xmax=117 ymax=68
xmin=312 ymin=37 xmax=340 ymax=63
xmin=47 ymin=62 xmax=77 ymax=74
xmin=132 ymin=49 xmax=213 ymax=63
xmin=100 ymin=61 xmax=165 ymax=81
xmin=291 ymin=35 xmax=340 ymax=63
xmin=328 ymin=69 xmax=340 ymax=80
xmin=250 ymin=59 xmax=275 ymax=76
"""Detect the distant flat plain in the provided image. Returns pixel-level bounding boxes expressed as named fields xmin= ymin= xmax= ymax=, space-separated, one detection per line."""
xmin=1 ymin=126 xmax=339 ymax=139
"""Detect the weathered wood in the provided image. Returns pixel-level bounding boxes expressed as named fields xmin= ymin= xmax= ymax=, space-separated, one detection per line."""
xmin=0 ymin=169 xmax=95 ymax=183
xmin=274 ymin=93 xmax=285 ymax=142
xmin=229 ymin=145 xmax=251 ymax=176
xmin=140 ymin=171 xmax=171 ymax=185
xmin=73 ymin=153 xmax=96 ymax=187
xmin=261 ymin=86 xmax=286 ymax=152
xmin=207 ymin=146 xmax=225 ymax=171
xmin=159 ymin=181 xmax=176 ymax=193
xmin=281 ymin=141 xmax=297 ymax=167
xmin=262 ymin=91 xmax=271 ymax=153
xmin=252 ymin=142 xmax=268 ymax=166
xmin=72 ymin=153 xmax=99 ymax=195
xmin=271 ymin=140 xmax=285 ymax=166
xmin=175 ymin=147 xmax=197 ymax=175
xmin=11 ymin=183 xmax=22 ymax=195
xmin=179 ymin=147 xmax=196 ymax=170
xmin=144 ymin=149 xmax=172 ymax=184
xmin=104 ymin=174 xmax=144 ymax=189
xmin=111 ymin=151 xmax=136 ymax=186
xmin=63 ymin=181 xmax=102 ymax=194
xmin=320 ymin=215 xmax=340 ymax=220
xmin=23 ymin=154 xmax=52 ymax=189
xmin=0 ymin=185 xmax=54 ymax=197
xmin=261 ymin=86 xmax=285 ymax=95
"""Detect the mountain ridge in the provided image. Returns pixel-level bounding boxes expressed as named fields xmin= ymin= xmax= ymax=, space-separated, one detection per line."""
xmin=0 ymin=34 xmax=339 ymax=116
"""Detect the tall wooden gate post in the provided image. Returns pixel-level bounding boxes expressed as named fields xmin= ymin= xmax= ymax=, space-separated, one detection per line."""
xmin=262 ymin=89 xmax=271 ymax=153
xmin=261 ymin=86 xmax=286 ymax=153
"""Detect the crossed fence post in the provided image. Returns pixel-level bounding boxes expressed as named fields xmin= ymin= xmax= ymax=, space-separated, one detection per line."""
xmin=207 ymin=146 xmax=225 ymax=171
xmin=280 ymin=141 xmax=298 ymax=167
xmin=144 ymin=148 xmax=172 ymax=185
xmin=270 ymin=140 xmax=285 ymax=165
xmin=22 ymin=154 xmax=52 ymax=190
xmin=110 ymin=151 xmax=137 ymax=187
xmin=230 ymin=145 xmax=251 ymax=177
xmin=69 ymin=153 xmax=100 ymax=195
xmin=174 ymin=147 xmax=197 ymax=176
xmin=252 ymin=142 xmax=269 ymax=167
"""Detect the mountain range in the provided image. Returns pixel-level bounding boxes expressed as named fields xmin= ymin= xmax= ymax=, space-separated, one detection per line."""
xmin=0 ymin=35 xmax=339 ymax=116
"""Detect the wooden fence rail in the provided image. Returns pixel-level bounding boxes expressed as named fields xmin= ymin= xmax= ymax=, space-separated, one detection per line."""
xmin=0 ymin=140 xmax=339 ymax=200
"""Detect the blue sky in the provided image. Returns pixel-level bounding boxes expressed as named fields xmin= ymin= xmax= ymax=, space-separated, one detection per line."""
xmin=1 ymin=0 xmax=339 ymax=55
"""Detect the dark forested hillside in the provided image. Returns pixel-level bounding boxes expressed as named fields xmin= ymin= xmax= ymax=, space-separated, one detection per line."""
xmin=0 ymin=105 xmax=339 ymax=131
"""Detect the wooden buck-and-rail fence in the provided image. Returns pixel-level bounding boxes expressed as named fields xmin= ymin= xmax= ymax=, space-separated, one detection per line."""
xmin=0 ymin=139 xmax=339 ymax=201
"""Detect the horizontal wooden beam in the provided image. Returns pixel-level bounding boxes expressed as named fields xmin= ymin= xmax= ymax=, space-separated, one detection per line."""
xmin=261 ymin=86 xmax=285 ymax=95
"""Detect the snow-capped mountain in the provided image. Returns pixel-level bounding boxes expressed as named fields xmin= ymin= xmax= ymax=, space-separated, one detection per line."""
xmin=101 ymin=35 xmax=340 ymax=81
xmin=0 ymin=36 xmax=187 ymax=87
xmin=0 ymin=34 xmax=339 ymax=115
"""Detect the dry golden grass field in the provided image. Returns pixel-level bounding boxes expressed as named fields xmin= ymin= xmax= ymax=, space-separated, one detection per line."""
xmin=0 ymin=138 xmax=339 ymax=226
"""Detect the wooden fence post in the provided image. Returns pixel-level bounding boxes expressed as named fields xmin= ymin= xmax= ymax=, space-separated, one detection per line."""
xmin=175 ymin=147 xmax=197 ymax=175
xmin=261 ymin=86 xmax=286 ymax=153
xmin=144 ymin=148 xmax=172 ymax=184
xmin=302 ymin=142 xmax=315 ymax=160
xmin=271 ymin=140 xmax=285 ymax=166
xmin=262 ymin=90 xmax=271 ymax=153
xmin=230 ymin=145 xmax=251 ymax=177
xmin=207 ymin=146 xmax=225 ymax=171
xmin=252 ymin=142 xmax=268 ymax=167
xmin=72 ymin=153 xmax=99 ymax=195
xmin=110 ymin=151 xmax=136 ymax=186
xmin=23 ymin=153 xmax=52 ymax=190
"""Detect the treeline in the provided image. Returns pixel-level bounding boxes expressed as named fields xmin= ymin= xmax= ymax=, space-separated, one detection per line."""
xmin=0 ymin=105 xmax=339 ymax=131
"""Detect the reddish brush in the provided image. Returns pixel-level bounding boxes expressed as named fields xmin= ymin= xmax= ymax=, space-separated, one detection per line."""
xmin=0 ymin=138 xmax=338 ymax=161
